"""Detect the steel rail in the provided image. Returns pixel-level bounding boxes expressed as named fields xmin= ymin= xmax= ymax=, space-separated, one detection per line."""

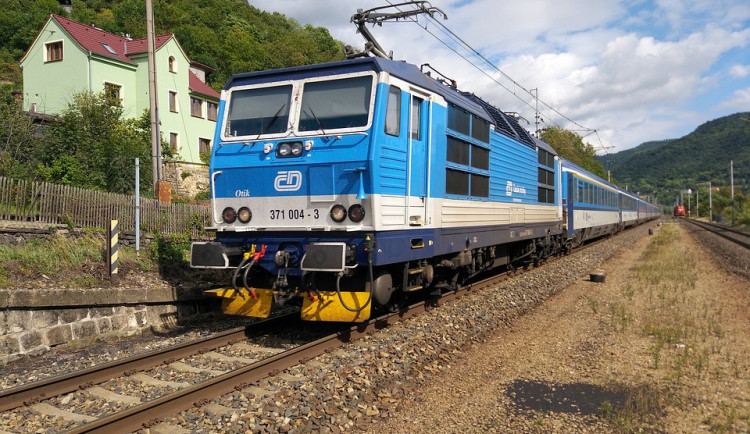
xmin=7 ymin=225 xmax=639 ymax=430
xmin=684 ymin=218 xmax=750 ymax=250
xmin=0 ymin=314 xmax=293 ymax=412
xmin=66 ymin=299 xmax=436 ymax=433
xmin=69 ymin=264 xmax=539 ymax=433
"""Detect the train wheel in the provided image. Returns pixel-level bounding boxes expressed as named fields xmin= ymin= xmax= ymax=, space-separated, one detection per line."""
xmin=386 ymin=291 xmax=406 ymax=313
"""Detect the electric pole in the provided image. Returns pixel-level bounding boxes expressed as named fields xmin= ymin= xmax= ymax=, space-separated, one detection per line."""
xmin=146 ymin=0 xmax=161 ymax=197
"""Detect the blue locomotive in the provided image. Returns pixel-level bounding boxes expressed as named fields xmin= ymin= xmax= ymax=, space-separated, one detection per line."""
xmin=190 ymin=55 xmax=659 ymax=322
xmin=190 ymin=3 xmax=659 ymax=322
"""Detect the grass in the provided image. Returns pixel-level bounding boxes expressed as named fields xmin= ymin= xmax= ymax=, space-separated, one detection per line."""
xmin=601 ymin=224 xmax=748 ymax=431
xmin=0 ymin=230 xmax=184 ymax=288
xmin=0 ymin=232 xmax=103 ymax=276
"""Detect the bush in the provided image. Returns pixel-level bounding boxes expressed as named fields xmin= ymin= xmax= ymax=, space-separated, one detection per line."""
xmin=147 ymin=232 xmax=190 ymax=265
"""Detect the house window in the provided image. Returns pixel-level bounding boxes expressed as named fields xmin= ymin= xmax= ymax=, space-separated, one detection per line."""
xmin=190 ymin=97 xmax=203 ymax=118
xmin=169 ymin=56 xmax=176 ymax=73
xmin=169 ymin=132 xmax=179 ymax=153
xmin=104 ymin=82 xmax=122 ymax=106
xmin=207 ymin=102 xmax=218 ymax=121
xmin=46 ymin=41 xmax=63 ymax=62
xmin=199 ymin=138 xmax=211 ymax=154
xmin=169 ymin=91 xmax=177 ymax=112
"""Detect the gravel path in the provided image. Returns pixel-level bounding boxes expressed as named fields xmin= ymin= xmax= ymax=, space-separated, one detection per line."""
xmin=364 ymin=221 xmax=749 ymax=433
xmin=3 ymin=220 xmax=747 ymax=433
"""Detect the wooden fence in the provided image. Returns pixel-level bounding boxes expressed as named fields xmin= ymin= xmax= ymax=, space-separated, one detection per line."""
xmin=0 ymin=177 xmax=211 ymax=239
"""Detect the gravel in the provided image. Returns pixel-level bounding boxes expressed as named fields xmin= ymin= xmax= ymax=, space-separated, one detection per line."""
xmin=6 ymin=220 xmax=743 ymax=433
xmin=157 ymin=226 xmax=653 ymax=433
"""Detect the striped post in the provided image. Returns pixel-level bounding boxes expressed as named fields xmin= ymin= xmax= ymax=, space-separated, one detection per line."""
xmin=108 ymin=220 xmax=119 ymax=281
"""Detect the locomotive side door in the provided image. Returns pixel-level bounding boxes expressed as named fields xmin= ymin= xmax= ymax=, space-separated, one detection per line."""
xmin=406 ymin=90 xmax=430 ymax=225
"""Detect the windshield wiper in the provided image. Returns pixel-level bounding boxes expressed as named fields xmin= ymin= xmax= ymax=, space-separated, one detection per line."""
xmin=304 ymin=104 xmax=327 ymax=135
xmin=255 ymin=103 xmax=287 ymax=140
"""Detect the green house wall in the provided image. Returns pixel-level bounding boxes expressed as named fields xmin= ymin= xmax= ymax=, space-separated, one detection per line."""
xmin=21 ymin=18 xmax=218 ymax=164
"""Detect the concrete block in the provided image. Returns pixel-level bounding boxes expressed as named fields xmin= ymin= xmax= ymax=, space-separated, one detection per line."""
xmin=133 ymin=311 xmax=146 ymax=327
xmin=59 ymin=309 xmax=86 ymax=324
xmin=0 ymin=335 xmax=21 ymax=355
xmin=111 ymin=314 xmax=132 ymax=331
xmin=19 ymin=331 xmax=43 ymax=351
xmin=32 ymin=310 xmax=58 ymax=328
xmin=45 ymin=324 xmax=72 ymax=347
xmin=2 ymin=311 xmax=32 ymax=335
xmin=72 ymin=320 xmax=97 ymax=340
xmin=96 ymin=317 xmax=112 ymax=334
xmin=89 ymin=307 xmax=115 ymax=317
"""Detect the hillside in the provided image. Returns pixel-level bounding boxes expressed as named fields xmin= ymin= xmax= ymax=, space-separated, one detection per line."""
xmin=598 ymin=112 xmax=750 ymax=201
xmin=0 ymin=0 xmax=345 ymax=91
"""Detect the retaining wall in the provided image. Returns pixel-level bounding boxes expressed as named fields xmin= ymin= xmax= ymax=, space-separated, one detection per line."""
xmin=0 ymin=286 xmax=219 ymax=364
xmin=0 ymin=223 xmax=219 ymax=364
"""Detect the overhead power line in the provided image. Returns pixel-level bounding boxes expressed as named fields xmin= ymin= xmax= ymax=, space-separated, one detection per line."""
xmin=381 ymin=0 xmax=612 ymax=153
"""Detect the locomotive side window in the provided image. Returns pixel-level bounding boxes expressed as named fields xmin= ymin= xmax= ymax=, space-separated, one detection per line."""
xmin=447 ymin=137 xmax=469 ymax=165
xmin=471 ymin=174 xmax=489 ymax=197
xmin=385 ymin=86 xmax=401 ymax=136
xmin=226 ymin=85 xmax=292 ymax=137
xmin=447 ymin=104 xmax=471 ymax=136
xmin=472 ymin=116 xmax=490 ymax=143
xmin=536 ymin=149 xmax=555 ymax=204
xmin=410 ymin=96 xmax=423 ymax=140
xmin=471 ymin=145 xmax=489 ymax=170
xmin=298 ymin=76 xmax=373 ymax=131
xmin=445 ymin=104 xmax=491 ymax=199
xmin=446 ymin=169 xmax=469 ymax=195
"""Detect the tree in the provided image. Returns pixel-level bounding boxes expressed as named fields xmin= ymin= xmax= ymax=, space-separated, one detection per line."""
xmin=0 ymin=86 xmax=41 ymax=179
xmin=540 ymin=127 xmax=607 ymax=179
xmin=41 ymin=91 xmax=153 ymax=194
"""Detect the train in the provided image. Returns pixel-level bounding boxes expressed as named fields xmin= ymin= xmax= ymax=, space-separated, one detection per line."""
xmin=190 ymin=56 xmax=660 ymax=323
xmin=673 ymin=205 xmax=686 ymax=217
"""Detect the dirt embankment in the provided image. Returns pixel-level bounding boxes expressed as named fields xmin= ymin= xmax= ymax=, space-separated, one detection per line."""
xmin=373 ymin=222 xmax=750 ymax=433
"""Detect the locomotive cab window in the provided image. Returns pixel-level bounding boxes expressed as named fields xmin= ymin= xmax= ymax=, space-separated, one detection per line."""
xmin=298 ymin=76 xmax=373 ymax=132
xmin=226 ymin=84 xmax=292 ymax=137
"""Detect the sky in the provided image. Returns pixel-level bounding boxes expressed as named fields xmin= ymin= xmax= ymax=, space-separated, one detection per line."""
xmin=248 ymin=0 xmax=750 ymax=153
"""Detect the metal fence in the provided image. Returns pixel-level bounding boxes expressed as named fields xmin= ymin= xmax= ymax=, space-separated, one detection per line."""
xmin=0 ymin=176 xmax=211 ymax=238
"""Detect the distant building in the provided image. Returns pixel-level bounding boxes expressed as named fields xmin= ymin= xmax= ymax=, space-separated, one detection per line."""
xmin=20 ymin=14 xmax=219 ymax=164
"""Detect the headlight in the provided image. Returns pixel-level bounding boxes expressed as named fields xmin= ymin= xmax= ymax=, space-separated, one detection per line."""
xmin=222 ymin=207 xmax=237 ymax=223
xmin=237 ymin=207 xmax=252 ymax=223
xmin=291 ymin=141 xmax=303 ymax=156
xmin=277 ymin=142 xmax=291 ymax=157
xmin=348 ymin=204 xmax=366 ymax=223
xmin=330 ymin=204 xmax=347 ymax=223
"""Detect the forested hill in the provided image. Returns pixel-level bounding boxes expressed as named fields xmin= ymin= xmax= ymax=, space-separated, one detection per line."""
xmin=0 ymin=0 xmax=345 ymax=91
xmin=598 ymin=112 xmax=750 ymax=197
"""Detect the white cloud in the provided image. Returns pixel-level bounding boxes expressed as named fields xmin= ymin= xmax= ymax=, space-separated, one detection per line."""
xmin=717 ymin=87 xmax=750 ymax=111
xmin=248 ymin=0 xmax=750 ymax=151
xmin=729 ymin=65 xmax=750 ymax=78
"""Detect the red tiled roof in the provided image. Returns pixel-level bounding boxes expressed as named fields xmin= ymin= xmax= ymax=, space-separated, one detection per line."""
xmin=189 ymin=71 xmax=219 ymax=99
xmin=125 ymin=34 xmax=172 ymax=55
xmin=51 ymin=14 xmax=171 ymax=64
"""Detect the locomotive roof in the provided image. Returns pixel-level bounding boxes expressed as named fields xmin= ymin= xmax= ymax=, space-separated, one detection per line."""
xmin=226 ymin=57 xmax=496 ymax=123
xmin=226 ymin=57 xmax=550 ymax=152
xmin=560 ymin=158 xmax=623 ymax=192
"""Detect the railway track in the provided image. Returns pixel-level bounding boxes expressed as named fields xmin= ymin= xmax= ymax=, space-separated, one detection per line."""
xmin=0 ymin=271 xmax=502 ymax=432
xmin=682 ymin=218 xmax=750 ymax=250
xmin=0 ymin=228 xmax=636 ymax=433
